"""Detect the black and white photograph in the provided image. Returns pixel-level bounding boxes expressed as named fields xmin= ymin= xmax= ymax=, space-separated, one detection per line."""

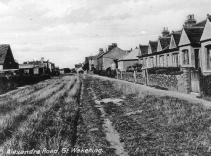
xmin=1 ymin=0 xmax=211 ymax=155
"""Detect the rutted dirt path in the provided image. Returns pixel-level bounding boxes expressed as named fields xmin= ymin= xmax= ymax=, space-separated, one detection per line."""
xmin=81 ymin=75 xmax=129 ymax=156
xmin=90 ymin=87 xmax=128 ymax=156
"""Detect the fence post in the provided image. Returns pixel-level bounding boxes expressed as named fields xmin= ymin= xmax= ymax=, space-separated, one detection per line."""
xmin=121 ymin=71 xmax=123 ymax=79
xmin=116 ymin=69 xmax=118 ymax=79
xmin=134 ymin=70 xmax=137 ymax=83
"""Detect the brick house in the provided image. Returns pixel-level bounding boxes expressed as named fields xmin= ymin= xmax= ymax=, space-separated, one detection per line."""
xmin=0 ymin=45 xmax=18 ymax=70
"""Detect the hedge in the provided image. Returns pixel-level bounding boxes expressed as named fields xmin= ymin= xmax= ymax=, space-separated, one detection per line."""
xmin=147 ymin=67 xmax=182 ymax=75
xmin=200 ymin=74 xmax=211 ymax=96
xmin=0 ymin=74 xmax=51 ymax=94
xmin=94 ymin=69 xmax=116 ymax=78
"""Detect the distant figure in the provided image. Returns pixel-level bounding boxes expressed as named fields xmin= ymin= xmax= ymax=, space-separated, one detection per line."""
xmin=77 ymin=67 xmax=84 ymax=74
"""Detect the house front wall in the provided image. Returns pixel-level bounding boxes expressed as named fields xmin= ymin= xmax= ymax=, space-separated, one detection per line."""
xmin=94 ymin=59 xmax=98 ymax=69
xmin=98 ymin=57 xmax=103 ymax=70
xmin=123 ymin=60 xmax=138 ymax=71
xmin=201 ymin=40 xmax=211 ymax=75
xmin=179 ymin=45 xmax=194 ymax=68
xmin=118 ymin=61 xmax=123 ymax=71
xmin=103 ymin=50 xmax=126 ymax=70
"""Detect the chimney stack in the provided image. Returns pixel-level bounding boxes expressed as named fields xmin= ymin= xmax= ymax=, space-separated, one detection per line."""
xmin=108 ymin=43 xmax=117 ymax=51
xmin=162 ymin=27 xmax=170 ymax=37
xmin=99 ymin=48 xmax=103 ymax=54
xmin=184 ymin=14 xmax=196 ymax=28
xmin=207 ymin=14 xmax=211 ymax=20
xmin=41 ymin=57 xmax=44 ymax=63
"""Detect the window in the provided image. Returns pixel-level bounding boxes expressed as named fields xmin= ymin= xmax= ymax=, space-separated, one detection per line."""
xmin=139 ymin=59 xmax=143 ymax=65
xmin=145 ymin=58 xmax=148 ymax=68
xmin=166 ymin=54 xmax=169 ymax=67
xmin=159 ymin=55 xmax=164 ymax=67
xmin=182 ymin=49 xmax=189 ymax=65
xmin=150 ymin=57 xmax=154 ymax=67
xmin=207 ymin=48 xmax=211 ymax=69
xmin=172 ymin=53 xmax=179 ymax=67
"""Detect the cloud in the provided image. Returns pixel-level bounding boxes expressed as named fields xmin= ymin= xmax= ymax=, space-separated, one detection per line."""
xmin=0 ymin=0 xmax=211 ymax=68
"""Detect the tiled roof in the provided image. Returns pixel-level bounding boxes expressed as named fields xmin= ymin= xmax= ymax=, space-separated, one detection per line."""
xmin=139 ymin=45 xmax=148 ymax=56
xmin=98 ymin=47 xmax=125 ymax=59
xmin=96 ymin=51 xmax=105 ymax=59
xmin=94 ymin=51 xmax=104 ymax=59
xmin=0 ymin=44 xmax=10 ymax=64
xmin=192 ymin=20 xmax=206 ymax=27
xmin=172 ymin=33 xmax=181 ymax=46
xmin=118 ymin=48 xmax=139 ymax=61
xmin=184 ymin=27 xmax=204 ymax=43
xmin=159 ymin=37 xmax=171 ymax=49
xmin=105 ymin=47 xmax=126 ymax=60
xmin=149 ymin=41 xmax=158 ymax=53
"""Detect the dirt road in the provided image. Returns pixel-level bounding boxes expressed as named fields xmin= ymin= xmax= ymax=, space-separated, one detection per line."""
xmin=1 ymin=74 xmax=211 ymax=155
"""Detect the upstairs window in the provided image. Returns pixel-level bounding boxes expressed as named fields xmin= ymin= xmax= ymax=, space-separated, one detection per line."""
xmin=182 ymin=49 xmax=189 ymax=65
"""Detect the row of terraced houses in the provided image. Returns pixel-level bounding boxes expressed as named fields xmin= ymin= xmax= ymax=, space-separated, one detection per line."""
xmin=85 ymin=14 xmax=211 ymax=96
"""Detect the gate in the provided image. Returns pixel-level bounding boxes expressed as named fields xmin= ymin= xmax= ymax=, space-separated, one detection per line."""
xmin=191 ymin=70 xmax=200 ymax=93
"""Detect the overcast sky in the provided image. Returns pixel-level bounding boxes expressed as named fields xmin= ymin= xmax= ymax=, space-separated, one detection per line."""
xmin=0 ymin=0 xmax=211 ymax=68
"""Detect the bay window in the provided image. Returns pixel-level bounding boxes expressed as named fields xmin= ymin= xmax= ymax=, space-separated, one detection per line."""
xmin=182 ymin=49 xmax=189 ymax=65
xmin=172 ymin=53 xmax=179 ymax=67
xmin=159 ymin=55 xmax=164 ymax=67
xmin=207 ymin=47 xmax=211 ymax=69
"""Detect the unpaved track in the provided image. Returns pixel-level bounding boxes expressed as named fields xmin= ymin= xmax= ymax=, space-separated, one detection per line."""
xmin=79 ymin=75 xmax=129 ymax=156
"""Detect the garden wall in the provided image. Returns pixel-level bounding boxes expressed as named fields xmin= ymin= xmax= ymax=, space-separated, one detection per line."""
xmin=117 ymin=68 xmax=191 ymax=94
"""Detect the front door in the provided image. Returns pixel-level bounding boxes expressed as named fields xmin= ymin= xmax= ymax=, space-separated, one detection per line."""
xmin=191 ymin=70 xmax=200 ymax=93
xmin=194 ymin=49 xmax=200 ymax=69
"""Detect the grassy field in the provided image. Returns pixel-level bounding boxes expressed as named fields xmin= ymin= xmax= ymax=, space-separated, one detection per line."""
xmin=1 ymin=74 xmax=211 ymax=156
xmin=85 ymin=75 xmax=211 ymax=156
xmin=0 ymin=76 xmax=83 ymax=155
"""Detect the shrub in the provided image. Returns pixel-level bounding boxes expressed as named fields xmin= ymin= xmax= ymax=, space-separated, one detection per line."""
xmin=126 ymin=63 xmax=142 ymax=72
xmin=200 ymin=74 xmax=211 ymax=96
xmin=148 ymin=67 xmax=182 ymax=75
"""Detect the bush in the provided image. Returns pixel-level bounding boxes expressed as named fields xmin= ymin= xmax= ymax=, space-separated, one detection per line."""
xmin=94 ymin=69 xmax=116 ymax=78
xmin=148 ymin=67 xmax=182 ymax=75
xmin=200 ymin=74 xmax=211 ymax=96
xmin=126 ymin=66 xmax=134 ymax=72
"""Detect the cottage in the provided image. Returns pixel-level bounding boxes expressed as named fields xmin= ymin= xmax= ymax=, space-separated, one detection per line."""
xmin=96 ymin=43 xmax=127 ymax=70
xmin=117 ymin=47 xmax=139 ymax=71
xmin=0 ymin=45 xmax=18 ymax=70
xmin=140 ymin=40 xmax=158 ymax=69
xmin=138 ymin=45 xmax=148 ymax=66
xmin=19 ymin=57 xmax=55 ymax=75
xmin=200 ymin=14 xmax=211 ymax=76
xmin=102 ymin=43 xmax=127 ymax=70
xmin=93 ymin=48 xmax=104 ymax=70
xmin=19 ymin=61 xmax=45 ymax=75
xmin=168 ymin=32 xmax=182 ymax=67
xmin=75 ymin=64 xmax=82 ymax=71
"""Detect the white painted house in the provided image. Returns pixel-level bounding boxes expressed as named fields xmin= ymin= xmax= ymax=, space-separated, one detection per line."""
xmin=117 ymin=47 xmax=139 ymax=71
